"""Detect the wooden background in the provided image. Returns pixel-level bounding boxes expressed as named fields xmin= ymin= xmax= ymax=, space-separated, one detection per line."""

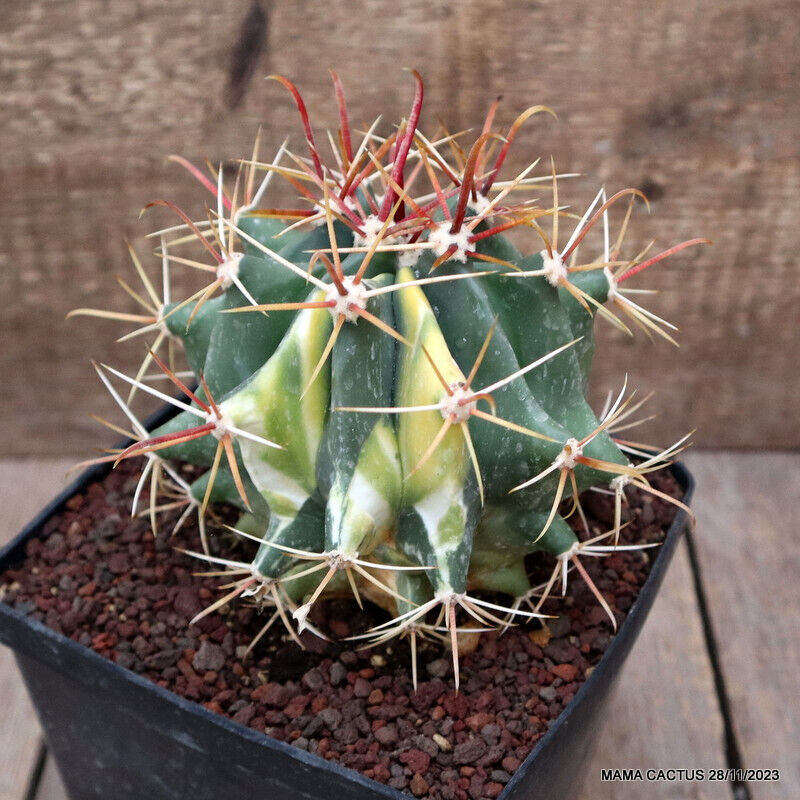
xmin=2 ymin=0 xmax=798 ymax=456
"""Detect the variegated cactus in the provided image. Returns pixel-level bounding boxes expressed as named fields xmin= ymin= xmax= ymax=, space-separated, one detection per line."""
xmin=73 ymin=72 xmax=704 ymax=686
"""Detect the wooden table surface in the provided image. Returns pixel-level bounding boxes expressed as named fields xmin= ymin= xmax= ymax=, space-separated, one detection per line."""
xmin=0 ymin=453 xmax=797 ymax=800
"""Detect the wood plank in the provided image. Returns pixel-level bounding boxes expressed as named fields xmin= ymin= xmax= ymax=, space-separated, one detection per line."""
xmin=687 ymin=452 xmax=800 ymax=799
xmin=33 ymin=757 xmax=67 ymax=800
xmin=2 ymin=0 xmax=799 ymax=454
xmin=0 ymin=461 xmax=72 ymax=800
xmin=576 ymin=539 xmax=729 ymax=800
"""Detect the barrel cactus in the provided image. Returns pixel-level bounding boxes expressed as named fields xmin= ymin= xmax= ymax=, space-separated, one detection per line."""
xmin=72 ymin=72 xmax=704 ymax=686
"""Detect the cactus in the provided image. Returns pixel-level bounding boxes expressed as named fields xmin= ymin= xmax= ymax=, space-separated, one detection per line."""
xmin=73 ymin=72 xmax=704 ymax=686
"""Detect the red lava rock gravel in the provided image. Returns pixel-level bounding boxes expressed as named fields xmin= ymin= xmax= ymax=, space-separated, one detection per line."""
xmin=0 ymin=461 xmax=682 ymax=800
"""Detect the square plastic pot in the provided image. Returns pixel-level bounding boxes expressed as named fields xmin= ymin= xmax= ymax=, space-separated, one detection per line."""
xmin=0 ymin=404 xmax=694 ymax=800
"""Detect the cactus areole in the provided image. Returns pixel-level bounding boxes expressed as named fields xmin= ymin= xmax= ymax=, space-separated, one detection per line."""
xmin=74 ymin=72 xmax=703 ymax=687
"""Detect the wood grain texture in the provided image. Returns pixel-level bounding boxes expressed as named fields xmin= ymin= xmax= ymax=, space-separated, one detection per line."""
xmin=2 ymin=1 xmax=798 ymax=453
xmin=576 ymin=539 xmax=728 ymax=800
xmin=687 ymin=452 xmax=800 ymax=799
xmin=0 ymin=460 xmax=72 ymax=800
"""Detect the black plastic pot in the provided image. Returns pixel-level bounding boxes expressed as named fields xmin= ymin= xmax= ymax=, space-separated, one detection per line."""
xmin=0 ymin=404 xmax=694 ymax=800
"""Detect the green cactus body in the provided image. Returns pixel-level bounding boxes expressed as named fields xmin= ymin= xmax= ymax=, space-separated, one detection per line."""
xmin=83 ymin=74 xmax=701 ymax=678
xmin=415 ymin=255 xmax=570 ymax=506
xmin=470 ymin=507 xmax=577 ymax=595
xmin=221 ymin=292 xmax=331 ymax=577
xmin=317 ymin=273 xmax=402 ymax=558
xmin=393 ymin=266 xmax=480 ymax=596
xmin=189 ymin=462 xmax=268 ymax=517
